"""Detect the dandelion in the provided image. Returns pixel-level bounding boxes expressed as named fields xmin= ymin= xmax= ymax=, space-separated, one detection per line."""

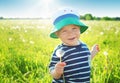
xmin=25 ymin=30 xmax=27 ymax=33
xmin=101 ymin=31 xmax=103 ymax=34
xmin=15 ymin=25 xmax=20 ymax=28
xmin=30 ymin=41 xmax=34 ymax=44
xmin=56 ymin=49 xmax=64 ymax=58
xmin=9 ymin=38 xmax=12 ymax=41
xmin=56 ymin=48 xmax=65 ymax=83
xmin=103 ymin=51 xmax=108 ymax=56
xmin=1 ymin=27 xmax=4 ymax=30
xmin=115 ymin=30 xmax=119 ymax=34
xmin=56 ymin=48 xmax=65 ymax=62
xmin=22 ymin=39 xmax=26 ymax=43
xmin=103 ymin=51 xmax=109 ymax=72
xmin=13 ymin=25 xmax=20 ymax=30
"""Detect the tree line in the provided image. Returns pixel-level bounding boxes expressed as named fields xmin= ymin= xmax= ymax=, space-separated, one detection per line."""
xmin=0 ymin=14 xmax=120 ymax=21
xmin=80 ymin=14 xmax=120 ymax=21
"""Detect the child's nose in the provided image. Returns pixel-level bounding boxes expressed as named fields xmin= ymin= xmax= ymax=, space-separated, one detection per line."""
xmin=67 ymin=30 xmax=74 ymax=35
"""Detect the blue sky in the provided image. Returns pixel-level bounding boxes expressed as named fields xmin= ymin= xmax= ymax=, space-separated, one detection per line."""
xmin=0 ymin=0 xmax=120 ymax=18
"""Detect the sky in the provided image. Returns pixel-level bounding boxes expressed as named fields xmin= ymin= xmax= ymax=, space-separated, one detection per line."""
xmin=0 ymin=0 xmax=120 ymax=18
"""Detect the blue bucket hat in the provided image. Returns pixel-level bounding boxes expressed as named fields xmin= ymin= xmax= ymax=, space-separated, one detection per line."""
xmin=50 ymin=9 xmax=88 ymax=38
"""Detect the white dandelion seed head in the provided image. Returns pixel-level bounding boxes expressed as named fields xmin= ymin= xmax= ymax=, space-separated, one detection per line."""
xmin=56 ymin=49 xmax=64 ymax=57
xmin=100 ymin=32 xmax=104 ymax=35
xmin=13 ymin=25 xmax=20 ymax=30
xmin=9 ymin=38 xmax=12 ymax=41
xmin=30 ymin=41 xmax=34 ymax=44
xmin=25 ymin=30 xmax=27 ymax=33
xmin=22 ymin=39 xmax=26 ymax=43
xmin=103 ymin=51 xmax=108 ymax=56
xmin=115 ymin=30 xmax=119 ymax=34
xmin=16 ymin=25 xmax=20 ymax=28
xmin=1 ymin=27 xmax=4 ymax=30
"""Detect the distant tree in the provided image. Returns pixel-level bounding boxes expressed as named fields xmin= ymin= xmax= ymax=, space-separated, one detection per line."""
xmin=101 ymin=16 xmax=111 ymax=20
xmin=93 ymin=17 xmax=101 ymax=20
xmin=79 ymin=13 xmax=120 ymax=21
xmin=0 ymin=17 xmax=4 ymax=19
xmin=84 ymin=14 xmax=93 ymax=20
xmin=80 ymin=15 xmax=85 ymax=20
xmin=114 ymin=17 xmax=120 ymax=21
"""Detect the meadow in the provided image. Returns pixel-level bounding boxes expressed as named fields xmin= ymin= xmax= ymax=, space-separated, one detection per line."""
xmin=0 ymin=19 xmax=120 ymax=83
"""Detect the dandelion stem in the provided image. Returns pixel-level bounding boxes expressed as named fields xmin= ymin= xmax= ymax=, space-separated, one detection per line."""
xmin=60 ymin=57 xmax=62 ymax=62
xmin=63 ymin=74 xmax=65 ymax=83
xmin=60 ymin=57 xmax=65 ymax=83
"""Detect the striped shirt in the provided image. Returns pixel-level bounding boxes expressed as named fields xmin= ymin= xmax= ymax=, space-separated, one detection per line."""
xmin=49 ymin=42 xmax=91 ymax=83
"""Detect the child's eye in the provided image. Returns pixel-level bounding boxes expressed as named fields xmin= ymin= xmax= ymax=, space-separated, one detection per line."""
xmin=61 ymin=30 xmax=67 ymax=33
xmin=62 ymin=29 xmax=67 ymax=32
xmin=72 ymin=27 xmax=77 ymax=30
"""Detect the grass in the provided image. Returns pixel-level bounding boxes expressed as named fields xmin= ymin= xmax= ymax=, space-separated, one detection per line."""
xmin=0 ymin=19 xmax=120 ymax=83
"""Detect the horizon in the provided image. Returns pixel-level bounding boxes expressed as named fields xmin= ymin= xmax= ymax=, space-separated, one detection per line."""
xmin=0 ymin=0 xmax=120 ymax=18
xmin=1 ymin=14 xmax=120 ymax=19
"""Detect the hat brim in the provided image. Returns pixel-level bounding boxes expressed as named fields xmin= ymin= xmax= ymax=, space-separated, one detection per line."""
xmin=50 ymin=17 xmax=88 ymax=38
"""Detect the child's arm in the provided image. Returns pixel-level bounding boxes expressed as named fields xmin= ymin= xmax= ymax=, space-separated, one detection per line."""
xmin=90 ymin=44 xmax=100 ymax=60
xmin=50 ymin=62 xmax=66 ymax=79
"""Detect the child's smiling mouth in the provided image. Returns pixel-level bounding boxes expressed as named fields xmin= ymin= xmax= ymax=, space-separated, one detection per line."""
xmin=68 ymin=37 xmax=76 ymax=40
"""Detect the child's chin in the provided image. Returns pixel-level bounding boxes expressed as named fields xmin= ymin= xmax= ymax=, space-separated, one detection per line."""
xmin=67 ymin=43 xmax=78 ymax=46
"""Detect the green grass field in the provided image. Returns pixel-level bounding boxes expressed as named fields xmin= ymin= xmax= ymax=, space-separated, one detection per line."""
xmin=0 ymin=20 xmax=120 ymax=83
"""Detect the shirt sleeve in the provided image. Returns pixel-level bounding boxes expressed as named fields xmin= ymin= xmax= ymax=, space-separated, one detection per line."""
xmin=86 ymin=44 xmax=91 ymax=67
xmin=49 ymin=47 xmax=60 ymax=72
xmin=82 ymin=42 xmax=91 ymax=67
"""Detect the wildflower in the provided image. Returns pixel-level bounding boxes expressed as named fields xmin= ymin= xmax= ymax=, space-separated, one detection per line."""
xmin=13 ymin=25 xmax=20 ymax=30
xmin=22 ymin=39 xmax=26 ymax=43
xmin=100 ymin=32 xmax=104 ymax=35
xmin=115 ymin=30 xmax=119 ymax=34
xmin=25 ymin=30 xmax=27 ymax=33
xmin=9 ymin=38 xmax=12 ymax=41
xmin=56 ymin=48 xmax=65 ymax=83
xmin=56 ymin=48 xmax=65 ymax=58
xmin=1 ymin=27 xmax=4 ymax=30
xmin=29 ymin=41 xmax=34 ymax=44
xmin=103 ymin=51 xmax=108 ymax=56
xmin=15 ymin=25 xmax=20 ymax=28
xmin=56 ymin=48 xmax=65 ymax=62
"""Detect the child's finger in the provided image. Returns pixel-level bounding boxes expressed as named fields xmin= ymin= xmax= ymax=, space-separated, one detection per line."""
xmin=96 ymin=45 xmax=100 ymax=51
xmin=57 ymin=62 xmax=66 ymax=67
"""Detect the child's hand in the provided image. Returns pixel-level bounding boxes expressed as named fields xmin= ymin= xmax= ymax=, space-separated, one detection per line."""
xmin=91 ymin=44 xmax=100 ymax=59
xmin=92 ymin=44 xmax=100 ymax=52
xmin=55 ymin=62 xmax=66 ymax=76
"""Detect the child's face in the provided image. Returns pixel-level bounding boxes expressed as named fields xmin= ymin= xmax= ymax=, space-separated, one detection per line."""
xmin=56 ymin=24 xmax=80 ymax=46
